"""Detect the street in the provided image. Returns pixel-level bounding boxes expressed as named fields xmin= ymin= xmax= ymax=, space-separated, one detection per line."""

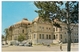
xmin=2 ymin=43 xmax=78 ymax=52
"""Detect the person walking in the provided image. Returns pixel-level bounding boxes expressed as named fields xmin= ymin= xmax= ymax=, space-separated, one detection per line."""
xmin=59 ymin=41 xmax=63 ymax=51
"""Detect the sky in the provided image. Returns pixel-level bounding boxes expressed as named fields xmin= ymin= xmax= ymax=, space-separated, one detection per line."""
xmin=2 ymin=1 xmax=38 ymax=35
xmin=2 ymin=1 xmax=70 ymax=35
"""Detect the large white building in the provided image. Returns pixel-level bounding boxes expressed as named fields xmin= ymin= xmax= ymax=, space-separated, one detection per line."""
xmin=27 ymin=17 xmax=54 ymax=44
xmin=7 ymin=17 xmax=78 ymax=44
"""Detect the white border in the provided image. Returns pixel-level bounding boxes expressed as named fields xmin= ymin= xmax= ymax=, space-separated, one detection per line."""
xmin=79 ymin=0 xmax=80 ymax=52
xmin=0 ymin=0 xmax=2 ymax=52
xmin=1 ymin=0 xmax=80 ymax=1
xmin=0 ymin=0 xmax=79 ymax=52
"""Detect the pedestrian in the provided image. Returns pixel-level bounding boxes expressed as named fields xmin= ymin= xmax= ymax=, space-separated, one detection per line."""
xmin=47 ymin=44 xmax=50 ymax=47
xmin=59 ymin=41 xmax=63 ymax=51
xmin=30 ymin=42 xmax=32 ymax=46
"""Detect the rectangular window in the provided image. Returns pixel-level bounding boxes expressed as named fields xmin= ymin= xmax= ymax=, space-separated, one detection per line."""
xmin=42 ymin=34 xmax=44 ymax=39
xmin=56 ymin=27 xmax=58 ymax=31
xmin=54 ymin=35 xmax=55 ymax=39
xmin=39 ymin=26 xmax=41 ymax=30
xmin=53 ymin=28 xmax=55 ymax=31
xmin=49 ymin=28 xmax=51 ymax=30
xmin=56 ymin=34 xmax=58 ymax=39
xmin=42 ymin=27 xmax=44 ymax=30
xmin=39 ymin=26 xmax=41 ymax=28
xmin=46 ymin=27 xmax=48 ymax=30
xmin=49 ymin=35 xmax=51 ymax=39
xmin=60 ymin=28 xmax=62 ymax=31
xmin=42 ymin=27 xmax=44 ymax=29
xmin=39 ymin=34 xmax=41 ymax=39
xmin=46 ymin=35 xmax=48 ymax=39
xmin=60 ymin=34 xmax=62 ymax=39
xmin=22 ymin=29 xmax=24 ymax=33
xmin=34 ymin=34 xmax=36 ymax=38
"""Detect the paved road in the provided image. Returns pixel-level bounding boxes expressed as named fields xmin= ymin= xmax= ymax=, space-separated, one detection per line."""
xmin=2 ymin=44 xmax=78 ymax=52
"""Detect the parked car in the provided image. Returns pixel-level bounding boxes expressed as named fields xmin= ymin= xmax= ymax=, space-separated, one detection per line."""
xmin=10 ymin=41 xmax=13 ymax=45
xmin=2 ymin=43 xmax=4 ymax=45
xmin=10 ymin=41 xmax=20 ymax=46
xmin=24 ymin=43 xmax=31 ymax=46
xmin=19 ymin=43 xmax=24 ymax=46
xmin=15 ymin=42 xmax=19 ymax=46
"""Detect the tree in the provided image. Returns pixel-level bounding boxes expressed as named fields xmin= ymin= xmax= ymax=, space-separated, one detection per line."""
xmin=9 ymin=26 xmax=13 ymax=40
xmin=2 ymin=35 xmax=4 ymax=41
xmin=18 ymin=34 xmax=25 ymax=42
xmin=2 ymin=35 xmax=4 ymax=39
xmin=34 ymin=1 xmax=78 ymax=51
xmin=4 ymin=28 xmax=9 ymax=44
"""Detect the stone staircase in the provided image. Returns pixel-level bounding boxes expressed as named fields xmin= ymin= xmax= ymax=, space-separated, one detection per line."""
xmin=53 ymin=40 xmax=59 ymax=43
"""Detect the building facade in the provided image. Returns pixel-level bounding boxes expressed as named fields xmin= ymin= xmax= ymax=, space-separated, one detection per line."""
xmin=7 ymin=17 xmax=78 ymax=44
xmin=53 ymin=19 xmax=78 ymax=43
xmin=27 ymin=17 xmax=54 ymax=44
xmin=8 ymin=18 xmax=31 ymax=41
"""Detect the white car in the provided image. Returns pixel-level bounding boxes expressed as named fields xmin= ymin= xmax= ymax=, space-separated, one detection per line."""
xmin=19 ymin=43 xmax=24 ymax=46
xmin=24 ymin=43 xmax=31 ymax=46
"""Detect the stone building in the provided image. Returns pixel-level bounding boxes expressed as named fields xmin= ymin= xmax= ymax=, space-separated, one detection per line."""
xmin=27 ymin=17 xmax=54 ymax=44
xmin=8 ymin=18 xmax=31 ymax=41
xmin=7 ymin=17 xmax=78 ymax=44
xmin=53 ymin=19 xmax=78 ymax=43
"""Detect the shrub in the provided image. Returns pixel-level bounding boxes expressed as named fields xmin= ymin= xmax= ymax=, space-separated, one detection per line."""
xmin=18 ymin=34 xmax=25 ymax=42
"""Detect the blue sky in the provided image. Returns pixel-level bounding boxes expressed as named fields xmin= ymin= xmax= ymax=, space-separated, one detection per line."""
xmin=2 ymin=1 xmax=66 ymax=35
xmin=2 ymin=1 xmax=38 ymax=35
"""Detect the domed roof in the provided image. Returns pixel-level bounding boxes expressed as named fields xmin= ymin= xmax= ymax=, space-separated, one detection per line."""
xmin=15 ymin=18 xmax=31 ymax=25
xmin=33 ymin=17 xmax=39 ymax=22
xmin=54 ymin=19 xmax=59 ymax=22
